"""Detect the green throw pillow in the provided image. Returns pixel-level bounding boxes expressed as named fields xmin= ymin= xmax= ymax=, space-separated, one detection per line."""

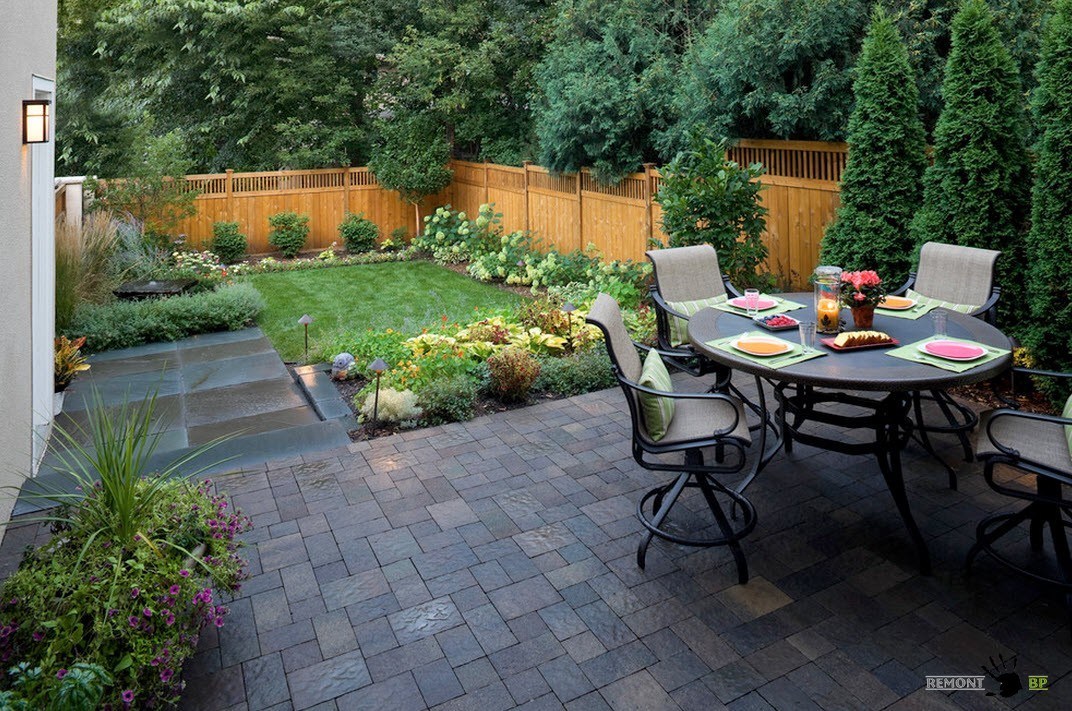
xmin=666 ymin=295 xmax=725 ymax=346
xmin=1063 ymin=394 xmax=1072 ymax=461
xmin=638 ymin=349 xmax=675 ymax=441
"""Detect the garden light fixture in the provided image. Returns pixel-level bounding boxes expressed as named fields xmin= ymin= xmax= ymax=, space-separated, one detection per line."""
xmin=369 ymin=358 xmax=389 ymax=424
xmin=22 ymin=100 xmax=49 ymax=144
xmin=563 ymin=302 xmax=576 ymax=348
xmin=298 ymin=314 xmax=313 ymax=362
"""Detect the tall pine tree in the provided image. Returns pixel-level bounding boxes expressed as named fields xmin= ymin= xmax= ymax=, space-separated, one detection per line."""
xmin=910 ymin=0 xmax=1031 ymax=305
xmin=1025 ymin=0 xmax=1072 ymax=401
xmin=820 ymin=10 xmax=926 ymax=285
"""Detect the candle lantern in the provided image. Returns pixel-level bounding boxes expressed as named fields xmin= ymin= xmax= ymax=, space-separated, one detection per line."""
xmin=813 ymin=265 xmax=842 ymax=334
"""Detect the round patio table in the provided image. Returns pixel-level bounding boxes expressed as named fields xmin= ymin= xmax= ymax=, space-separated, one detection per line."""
xmin=689 ymin=294 xmax=1014 ymax=574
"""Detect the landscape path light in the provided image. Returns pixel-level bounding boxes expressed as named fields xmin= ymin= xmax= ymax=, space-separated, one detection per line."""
xmin=369 ymin=358 xmax=389 ymax=424
xmin=562 ymin=302 xmax=576 ymax=349
xmin=298 ymin=314 xmax=313 ymax=362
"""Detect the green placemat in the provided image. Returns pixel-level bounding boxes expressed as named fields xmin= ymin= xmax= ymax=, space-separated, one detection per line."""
xmin=712 ymin=295 xmax=807 ymax=317
xmin=874 ymin=301 xmax=939 ymax=320
xmin=886 ymin=336 xmax=1010 ymax=372
xmin=706 ymin=332 xmax=826 ymax=370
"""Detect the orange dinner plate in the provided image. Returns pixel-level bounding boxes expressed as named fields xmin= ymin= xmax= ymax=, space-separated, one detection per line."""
xmin=879 ymin=296 xmax=916 ymax=310
xmin=732 ymin=337 xmax=792 ymax=357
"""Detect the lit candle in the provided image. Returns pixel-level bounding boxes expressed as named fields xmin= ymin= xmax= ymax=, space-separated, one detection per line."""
xmin=817 ymin=298 xmax=840 ymax=333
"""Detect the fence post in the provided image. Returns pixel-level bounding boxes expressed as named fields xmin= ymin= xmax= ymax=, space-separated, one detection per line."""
xmin=225 ymin=169 xmax=234 ymax=221
xmin=643 ymin=163 xmax=655 ymax=250
xmin=343 ymin=166 xmax=351 ymax=218
xmin=483 ymin=161 xmax=490 ymax=205
xmin=576 ymin=169 xmax=584 ymax=253
xmin=522 ymin=161 xmax=531 ymax=233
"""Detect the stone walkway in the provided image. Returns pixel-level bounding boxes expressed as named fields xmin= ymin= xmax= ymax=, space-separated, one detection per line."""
xmin=9 ymin=374 xmax=1072 ymax=709
xmin=20 ymin=328 xmax=351 ymax=515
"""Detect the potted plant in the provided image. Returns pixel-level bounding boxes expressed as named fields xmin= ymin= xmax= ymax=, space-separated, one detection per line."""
xmin=839 ymin=270 xmax=887 ymax=329
xmin=53 ymin=337 xmax=90 ymax=393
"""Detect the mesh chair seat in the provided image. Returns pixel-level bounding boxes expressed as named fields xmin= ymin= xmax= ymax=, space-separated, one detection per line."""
xmin=642 ymin=397 xmax=751 ymax=448
xmin=975 ymin=411 xmax=1072 ymax=473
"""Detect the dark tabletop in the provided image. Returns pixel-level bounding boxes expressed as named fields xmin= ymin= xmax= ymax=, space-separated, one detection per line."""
xmin=688 ymin=293 xmax=1013 ymax=392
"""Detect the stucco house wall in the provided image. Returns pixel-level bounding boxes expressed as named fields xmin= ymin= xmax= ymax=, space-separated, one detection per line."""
xmin=0 ymin=3 xmax=58 ymax=540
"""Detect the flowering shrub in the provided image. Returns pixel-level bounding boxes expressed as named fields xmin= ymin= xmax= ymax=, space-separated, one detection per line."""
xmin=414 ymin=204 xmax=499 ymax=263
xmin=171 ymin=249 xmax=227 ymax=279
xmin=358 ymin=387 xmax=421 ymax=423
xmin=0 ymin=479 xmax=251 ymax=708
xmin=467 ymin=230 xmax=540 ymax=284
xmin=487 ymin=346 xmax=541 ymax=402
xmin=839 ymin=270 xmax=887 ymax=307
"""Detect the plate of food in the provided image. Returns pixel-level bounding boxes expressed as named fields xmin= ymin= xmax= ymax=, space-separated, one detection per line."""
xmin=731 ymin=336 xmax=793 ymax=357
xmin=878 ymin=295 xmax=917 ymax=311
xmin=821 ymin=331 xmax=898 ymax=351
xmin=728 ymin=296 xmax=778 ymax=311
xmin=754 ymin=314 xmax=799 ymax=331
xmin=919 ymin=340 xmax=986 ymax=361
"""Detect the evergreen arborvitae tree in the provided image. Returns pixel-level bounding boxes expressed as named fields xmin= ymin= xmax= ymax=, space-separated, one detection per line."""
xmin=909 ymin=0 xmax=1031 ymax=310
xmin=1024 ymin=0 xmax=1072 ymax=402
xmin=820 ymin=10 xmax=926 ymax=286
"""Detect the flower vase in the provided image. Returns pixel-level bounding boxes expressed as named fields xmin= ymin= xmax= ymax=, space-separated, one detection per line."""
xmin=851 ymin=305 xmax=875 ymax=329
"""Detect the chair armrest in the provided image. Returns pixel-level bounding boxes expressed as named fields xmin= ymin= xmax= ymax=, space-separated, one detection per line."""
xmin=1012 ymin=367 xmax=1072 ymax=380
xmin=968 ymin=287 xmax=1001 ymax=322
xmin=891 ymin=273 xmax=915 ymax=297
xmin=648 ymin=289 xmax=691 ymax=323
xmin=984 ymin=408 xmax=1072 ymax=458
xmin=634 ymin=342 xmax=699 ymax=361
xmin=723 ymin=277 xmax=742 ymax=299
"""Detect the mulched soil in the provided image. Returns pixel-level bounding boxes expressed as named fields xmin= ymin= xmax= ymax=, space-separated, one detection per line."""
xmin=333 ymin=374 xmax=557 ymax=442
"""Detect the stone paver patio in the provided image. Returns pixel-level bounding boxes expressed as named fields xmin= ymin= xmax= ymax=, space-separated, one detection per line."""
xmin=5 ymin=373 xmax=1070 ymax=710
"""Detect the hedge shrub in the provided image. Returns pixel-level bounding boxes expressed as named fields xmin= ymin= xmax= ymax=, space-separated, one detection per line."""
xmin=268 ymin=212 xmax=310 ymax=258
xmin=211 ymin=221 xmax=248 ymax=264
xmin=65 ymin=283 xmax=265 ymax=353
xmin=1024 ymin=0 xmax=1072 ymax=403
xmin=910 ymin=0 xmax=1031 ymax=316
xmin=820 ymin=10 xmax=926 ymax=286
xmin=338 ymin=212 xmax=379 ymax=253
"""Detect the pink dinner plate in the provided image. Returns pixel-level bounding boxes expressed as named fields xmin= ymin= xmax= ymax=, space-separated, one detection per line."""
xmin=919 ymin=340 xmax=986 ymax=361
xmin=729 ymin=296 xmax=778 ymax=311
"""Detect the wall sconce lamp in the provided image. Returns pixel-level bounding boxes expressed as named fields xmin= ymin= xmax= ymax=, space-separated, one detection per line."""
xmin=22 ymin=100 xmax=50 ymax=144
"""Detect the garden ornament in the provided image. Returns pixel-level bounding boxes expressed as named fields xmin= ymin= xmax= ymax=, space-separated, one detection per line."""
xmin=331 ymin=352 xmax=355 ymax=380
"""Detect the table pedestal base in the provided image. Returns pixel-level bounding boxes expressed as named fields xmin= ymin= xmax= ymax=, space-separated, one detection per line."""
xmin=775 ymin=384 xmax=932 ymax=575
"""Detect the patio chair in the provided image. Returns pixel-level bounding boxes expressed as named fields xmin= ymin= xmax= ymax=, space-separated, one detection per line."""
xmin=586 ymin=293 xmax=756 ymax=584
xmin=646 ymin=245 xmax=741 ymax=383
xmin=892 ymin=241 xmax=1002 ymax=487
xmin=966 ymin=369 xmax=1072 ymax=616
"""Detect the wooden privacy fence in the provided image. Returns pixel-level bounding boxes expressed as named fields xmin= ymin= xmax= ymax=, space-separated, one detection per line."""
xmin=175 ymin=167 xmax=448 ymax=255
xmin=66 ymin=139 xmax=848 ymax=289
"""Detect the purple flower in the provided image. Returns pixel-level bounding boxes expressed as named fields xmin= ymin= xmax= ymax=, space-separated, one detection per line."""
xmin=121 ymin=689 xmax=134 ymax=704
xmin=214 ymin=616 xmax=224 ymax=628
xmin=168 ymin=585 xmax=180 ymax=595
xmin=160 ymin=668 xmax=174 ymax=683
xmin=179 ymin=569 xmax=190 ymax=578
xmin=107 ymin=609 xmax=118 ymax=618
xmin=32 ymin=630 xmax=43 ymax=642
xmin=56 ymin=668 xmax=67 ymax=679
xmin=164 ymin=611 xmax=175 ymax=627
xmin=130 ymin=587 xmax=140 ymax=599
xmin=143 ymin=607 xmax=153 ymax=617
xmin=128 ymin=616 xmax=139 ymax=628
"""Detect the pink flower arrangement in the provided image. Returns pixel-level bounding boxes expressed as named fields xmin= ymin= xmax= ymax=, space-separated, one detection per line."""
xmin=839 ymin=270 xmax=887 ymax=308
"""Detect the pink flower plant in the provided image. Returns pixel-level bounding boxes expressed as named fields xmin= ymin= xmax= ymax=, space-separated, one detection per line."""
xmin=838 ymin=270 xmax=887 ymax=308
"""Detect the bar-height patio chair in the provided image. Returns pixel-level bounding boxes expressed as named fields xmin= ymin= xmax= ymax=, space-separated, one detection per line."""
xmin=586 ymin=293 xmax=756 ymax=584
xmin=966 ymin=369 xmax=1072 ymax=617
xmin=891 ymin=241 xmax=1002 ymax=486
xmin=646 ymin=245 xmax=741 ymax=382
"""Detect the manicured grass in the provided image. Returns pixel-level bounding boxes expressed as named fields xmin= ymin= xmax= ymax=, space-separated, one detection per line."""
xmin=249 ymin=261 xmax=525 ymax=361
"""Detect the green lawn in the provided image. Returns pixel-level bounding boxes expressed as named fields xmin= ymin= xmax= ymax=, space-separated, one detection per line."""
xmin=249 ymin=261 xmax=525 ymax=361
